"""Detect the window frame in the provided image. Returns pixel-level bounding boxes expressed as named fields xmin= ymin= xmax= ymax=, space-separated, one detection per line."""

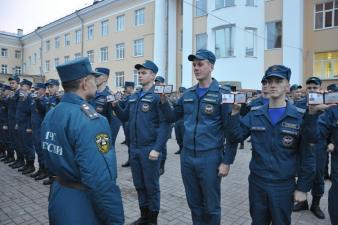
xmin=100 ymin=47 xmax=109 ymax=62
xmin=115 ymin=71 xmax=125 ymax=88
xmin=266 ymin=20 xmax=282 ymax=49
xmin=101 ymin=20 xmax=109 ymax=36
xmin=1 ymin=48 xmax=8 ymax=57
xmin=214 ymin=25 xmax=235 ymax=58
xmin=116 ymin=43 xmax=125 ymax=60
xmin=135 ymin=8 xmax=145 ymax=26
xmin=88 ymin=25 xmax=94 ymax=40
xmin=133 ymin=38 xmax=144 ymax=57
xmin=116 ymin=15 xmax=125 ymax=32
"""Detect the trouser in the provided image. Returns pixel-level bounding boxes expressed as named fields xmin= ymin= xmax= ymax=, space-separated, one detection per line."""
xmin=110 ymin=116 xmax=121 ymax=147
xmin=325 ymin=152 xmax=330 ymax=176
xmin=174 ymin=119 xmax=184 ymax=150
xmin=17 ymin=123 xmax=35 ymax=161
xmin=329 ymin=186 xmax=338 ymax=225
xmin=249 ymin=175 xmax=295 ymax=225
xmin=181 ymin=148 xmax=222 ymax=225
xmin=130 ymin=146 xmax=161 ymax=212
xmin=311 ymin=141 xmax=326 ymax=197
xmin=8 ymin=121 xmax=21 ymax=159
xmin=33 ymin=127 xmax=44 ymax=166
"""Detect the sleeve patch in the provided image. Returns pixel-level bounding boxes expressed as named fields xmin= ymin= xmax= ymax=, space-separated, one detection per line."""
xmin=95 ymin=133 xmax=110 ymax=153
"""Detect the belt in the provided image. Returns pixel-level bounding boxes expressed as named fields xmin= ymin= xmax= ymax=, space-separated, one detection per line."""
xmin=55 ymin=176 xmax=87 ymax=192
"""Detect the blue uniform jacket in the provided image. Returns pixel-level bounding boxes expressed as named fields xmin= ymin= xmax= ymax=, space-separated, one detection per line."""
xmin=114 ymin=85 xmax=170 ymax=152
xmin=226 ymin=103 xmax=316 ymax=192
xmin=41 ymin=92 xmax=124 ymax=224
xmin=7 ymin=90 xmax=19 ymax=123
xmin=160 ymin=79 xmax=232 ymax=154
xmin=89 ymin=86 xmax=113 ymax=121
xmin=0 ymin=97 xmax=8 ymax=125
xmin=31 ymin=96 xmax=48 ymax=130
xmin=46 ymin=95 xmax=61 ymax=112
xmin=15 ymin=93 xmax=32 ymax=128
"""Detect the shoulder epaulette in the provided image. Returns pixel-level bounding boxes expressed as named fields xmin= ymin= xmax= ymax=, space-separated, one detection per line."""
xmin=295 ymin=107 xmax=306 ymax=114
xmin=251 ymin=105 xmax=263 ymax=111
xmin=80 ymin=104 xmax=100 ymax=120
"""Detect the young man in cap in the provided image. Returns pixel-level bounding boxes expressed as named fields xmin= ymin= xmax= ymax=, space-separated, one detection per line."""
xmin=0 ymin=84 xmax=12 ymax=161
xmin=112 ymin=60 xmax=170 ymax=225
xmin=227 ymin=65 xmax=326 ymax=225
xmin=289 ymin=84 xmax=303 ymax=103
xmin=120 ymin=81 xmax=135 ymax=167
xmin=30 ymin=83 xmax=49 ymax=180
xmin=159 ymin=49 xmax=233 ymax=225
xmin=15 ymin=79 xmax=36 ymax=175
xmin=41 ymin=57 xmax=124 ymax=225
xmin=293 ymin=76 xmax=327 ymax=219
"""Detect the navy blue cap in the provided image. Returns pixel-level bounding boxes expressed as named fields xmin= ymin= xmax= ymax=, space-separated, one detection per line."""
xmin=327 ymin=83 xmax=338 ymax=92
xmin=124 ymin=81 xmax=135 ymax=88
xmin=8 ymin=75 xmax=20 ymax=83
xmin=34 ymin=83 xmax=46 ymax=89
xmin=188 ymin=49 xmax=216 ymax=65
xmin=20 ymin=79 xmax=32 ymax=87
xmin=261 ymin=76 xmax=267 ymax=83
xmin=306 ymin=76 xmax=322 ymax=86
xmin=95 ymin=67 xmax=110 ymax=76
xmin=179 ymin=87 xmax=186 ymax=93
xmin=135 ymin=60 xmax=158 ymax=74
xmin=3 ymin=84 xmax=11 ymax=91
xmin=155 ymin=76 xmax=165 ymax=83
xmin=45 ymin=79 xmax=60 ymax=86
xmin=265 ymin=65 xmax=291 ymax=81
xmin=290 ymin=84 xmax=302 ymax=91
xmin=56 ymin=57 xmax=104 ymax=82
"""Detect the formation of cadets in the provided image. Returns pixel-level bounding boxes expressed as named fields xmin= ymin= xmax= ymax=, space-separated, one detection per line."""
xmin=0 ymin=49 xmax=337 ymax=225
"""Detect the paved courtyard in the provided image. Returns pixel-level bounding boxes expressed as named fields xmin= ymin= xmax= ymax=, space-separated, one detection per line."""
xmin=0 ymin=130 xmax=333 ymax=225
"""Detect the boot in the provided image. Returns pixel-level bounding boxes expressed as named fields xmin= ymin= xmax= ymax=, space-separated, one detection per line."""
xmin=43 ymin=177 xmax=53 ymax=185
xmin=130 ymin=207 xmax=148 ymax=225
xmin=0 ymin=155 xmax=7 ymax=161
xmin=159 ymin=160 xmax=165 ymax=176
xmin=293 ymin=200 xmax=309 ymax=212
xmin=121 ymin=160 xmax=130 ymax=167
xmin=239 ymin=143 xmax=244 ymax=149
xmin=0 ymin=151 xmax=6 ymax=159
xmin=4 ymin=156 xmax=15 ymax=164
xmin=310 ymin=196 xmax=325 ymax=219
xmin=35 ymin=168 xmax=48 ymax=180
xmin=22 ymin=161 xmax=35 ymax=174
xmin=174 ymin=148 xmax=182 ymax=155
xmin=18 ymin=162 xmax=28 ymax=172
xmin=12 ymin=160 xmax=25 ymax=169
xmin=9 ymin=159 xmax=19 ymax=167
xmin=147 ymin=211 xmax=159 ymax=225
xmin=30 ymin=168 xmax=42 ymax=178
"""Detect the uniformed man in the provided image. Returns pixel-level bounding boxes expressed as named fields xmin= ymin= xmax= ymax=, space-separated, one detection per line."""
xmin=0 ymin=85 xmax=12 ymax=160
xmin=16 ymin=79 xmax=36 ymax=175
xmin=30 ymin=83 xmax=49 ymax=180
xmin=226 ymin=65 xmax=321 ymax=225
xmin=293 ymin=76 xmax=327 ymax=219
xmin=112 ymin=60 xmax=170 ymax=225
xmin=41 ymin=57 xmax=124 ymax=225
xmin=173 ymin=87 xmax=186 ymax=155
xmin=120 ymin=81 xmax=135 ymax=167
xmin=0 ymin=84 xmax=7 ymax=159
xmin=289 ymin=84 xmax=303 ymax=103
xmin=159 ymin=49 xmax=232 ymax=225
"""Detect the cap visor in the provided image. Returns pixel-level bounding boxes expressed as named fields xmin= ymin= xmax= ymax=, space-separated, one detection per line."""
xmin=265 ymin=74 xmax=287 ymax=80
xmin=188 ymin=54 xmax=205 ymax=61
xmin=90 ymin=71 xmax=105 ymax=77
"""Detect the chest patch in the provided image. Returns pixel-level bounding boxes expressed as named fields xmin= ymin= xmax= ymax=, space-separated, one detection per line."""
xmin=204 ymin=104 xmax=214 ymax=114
xmin=96 ymin=133 xmax=110 ymax=154
xmin=282 ymin=135 xmax=294 ymax=147
xmin=141 ymin=103 xmax=150 ymax=112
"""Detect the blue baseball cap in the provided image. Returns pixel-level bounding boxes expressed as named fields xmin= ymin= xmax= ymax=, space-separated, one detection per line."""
xmin=306 ymin=76 xmax=322 ymax=86
xmin=20 ymin=79 xmax=33 ymax=87
xmin=95 ymin=67 xmax=110 ymax=76
xmin=135 ymin=60 xmax=159 ymax=74
xmin=8 ymin=75 xmax=20 ymax=83
xmin=327 ymin=83 xmax=338 ymax=92
xmin=56 ymin=57 xmax=104 ymax=82
xmin=265 ymin=65 xmax=291 ymax=81
xmin=45 ymin=79 xmax=60 ymax=86
xmin=290 ymin=84 xmax=302 ymax=91
xmin=155 ymin=76 xmax=165 ymax=83
xmin=188 ymin=49 xmax=216 ymax=65
xmin=34 ymin=83 xmax=46 ymax=89
xmin=124 ymin=81 xmax=135 ymax=88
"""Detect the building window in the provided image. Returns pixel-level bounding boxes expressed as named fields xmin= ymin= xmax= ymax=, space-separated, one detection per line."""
xmin=116 ymin=43 xmax=125 ymax=59
xmin=133 ymin=69 xmax=139 ymax=86
xmin=1 ymin=64 xmax=8 ymax=74
xmin=15 ymin=66 xmax=21 ymax=75
xmin=266 ymin=21 xmax=282 ymax=49
xmin=45 ymin=60 xmax=50 ymax=73
xmin=196 ymin=33 xmax=207 ymax=50
xmin=116 ymin=15 xmax=125 ymax=32
xmin=64 ymin=56 xmax=70 ymax=63
xmin=101 ymin=20 xmax=109 ymax=36
xmin=33 ymin=53 xmax=37 ymax=65
xmin=54 ymin=58 xmax=59 ymax=70
xmin=88 ymin=25 xmax=94 ymax=40
xmin=1 ymin=48 xmax=8 ymax=57
xmin=180 ymin=30 xmax=183 ymax=50
xmin=314 ymin=1 xmax=338 ymax=29
xmin=100 ymin=47 xmax=108 ymax=62
xmin=15 ymin=50 xmax=21 ymax=59
xmin=214 ymin=25 xmax=235 ymax=58
xmin=74 ymin=53 xmax=81 ymax=59
xmin=115 ymin=71 xmax=125 ymax=87
xmin=55 ymin=37 xmax=60 ymax=48
xmin=245 ymin=27 xmax=257 ymax=57
xmin=314 ymin=51 xmax=338 ymax=79
xmin=64 ymin=33 xmax=71 ymax=46
xmin=215 ymin=0 xmax=235 ymax=9
xmin=134 ymin=39 xmax=144 ymax=57
xmin=23 ymin=63 xmax=26 ymax=73
xmin=28 ymin=56 xmax=32 ymax=66
xmin=135 ymin=8 xmax=145 ymax=26
xmin=87 ymin=50 xmax=94 ymax=63
xmin=45 ymin=40 xmax=50 ymax=51
xmin=75 ymin=30 xmax=81 ymax=44
xmin=246 ymin=0 xmax=255 ymax=7
xmin=196 ymin=0 xmax=207 ymax=16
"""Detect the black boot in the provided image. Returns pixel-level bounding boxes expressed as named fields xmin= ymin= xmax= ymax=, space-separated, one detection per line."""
xmin=9 ymin=159 xmax=19 ymax=167
xmin=35 ymin=168 xmax=48 ymax=180
xmin=43 ymin=177 xmax=53 ymax=185
xmin=159 ymin=160 xmax=165 ymax=176
xmin=22 ymin=161 xmax=35 ymax=174
xmin=12 ymin=159 xmax=25 ymax=169
xmin=293 ymin=200 xmax=309 ymax=212
xmin=121 ymin=160 xmax=130 ymax=167
xmin=4 ymin=156 xmax=15 ymax=164
xmin=148 ymin=211 xmax=159 ymax=225
xmin=310 ymin=196 xmax=325 ymax=219
xmin=239 ymin=143 xmax=244 ymax=149
xmin=130 ymin=207 xmax=148 ymax=225
xmin=174 ymin=148 xmax=182 ymax=155
xmin=30 ymin=168 xmax=42 ymax=178
xmin=0 ymin=151 xmax=6 ymax=159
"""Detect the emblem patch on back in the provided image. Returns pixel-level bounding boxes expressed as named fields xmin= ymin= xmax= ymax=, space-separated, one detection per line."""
xmin=96 ymin=133 xmax=110 ymax=153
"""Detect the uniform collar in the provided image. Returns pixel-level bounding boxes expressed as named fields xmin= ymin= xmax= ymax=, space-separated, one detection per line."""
xmin=255 ymin=101 xmax=300 ymax=124
xmin=61 ymin=92 xmax=87 ymax=105
xmin=136 ymin=85 xmax=155 ymax=97
xmin=190 ymin=78 xmax=220 ymax=92
xmin=96 ymin=86 xmax=110 ymax=97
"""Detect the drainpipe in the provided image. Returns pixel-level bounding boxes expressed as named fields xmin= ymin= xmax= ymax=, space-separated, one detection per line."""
xmin=75 ymin=10 xmax=84 ymax=56
xmin=17 ymin=29 xmax=24 ymax=77
xmin=34 ymin=29 xmax=44 ymax=80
